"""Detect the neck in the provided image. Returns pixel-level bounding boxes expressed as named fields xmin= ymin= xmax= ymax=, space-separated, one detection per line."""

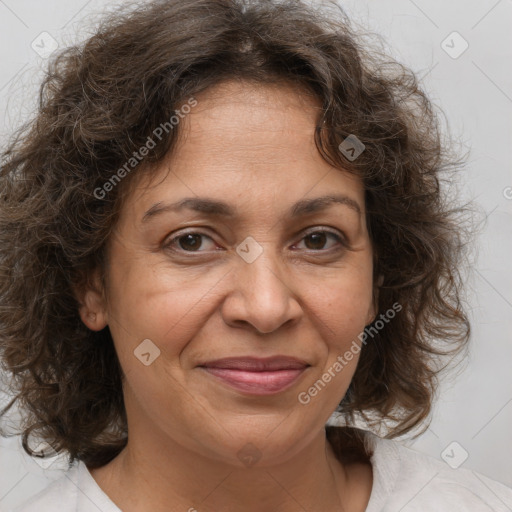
xmin=88 ymin=425 xmax=364 ymax=511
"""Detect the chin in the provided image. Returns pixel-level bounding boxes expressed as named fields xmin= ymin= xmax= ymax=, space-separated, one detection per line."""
xmin=199 ymin=416 xmax=321 ymax=469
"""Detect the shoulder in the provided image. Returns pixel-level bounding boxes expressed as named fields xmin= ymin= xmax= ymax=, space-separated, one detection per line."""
xmin=9 ymin=461 xmax=120 ymax=512
xmin=363 ymin=429 xmax=512 ymax=512
xmin=9 ymin=464 xmax=80 ymax=512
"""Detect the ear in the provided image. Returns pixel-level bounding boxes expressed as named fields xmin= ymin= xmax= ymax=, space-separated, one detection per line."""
xmin=366 ymin=273 xmax=384 ymax=325
xmin=74 ymin=268 xmax=109 ymax=331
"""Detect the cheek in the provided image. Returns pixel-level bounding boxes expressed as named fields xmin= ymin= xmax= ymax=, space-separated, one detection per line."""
xmin=105 ymin=256 xmax=225 ymax=373
xmin=295 ymin=281 xmax=372 ymax=412
xmin=312 ymin=263 xmax=374 ymax=339
xmin=104 ymin=266 xmax=212 ymax=433
xmin=304 ymin=262 xmax=373 ymax=390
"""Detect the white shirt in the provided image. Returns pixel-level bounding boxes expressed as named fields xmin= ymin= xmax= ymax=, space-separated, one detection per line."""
xmin=10 ymin=430 xmax=512 ymax=511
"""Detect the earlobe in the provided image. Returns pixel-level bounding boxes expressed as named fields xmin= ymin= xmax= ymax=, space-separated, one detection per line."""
xmin=79 ymin=301 xmax=108 ymax=331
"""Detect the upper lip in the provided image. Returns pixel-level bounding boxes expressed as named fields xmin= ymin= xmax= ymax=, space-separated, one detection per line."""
xmin=199 ymin=356 xmax=309 ymax=371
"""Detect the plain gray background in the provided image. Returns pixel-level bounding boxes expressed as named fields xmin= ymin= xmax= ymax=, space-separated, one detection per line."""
xmin=0 ymin=0 xmax=511 ymax=510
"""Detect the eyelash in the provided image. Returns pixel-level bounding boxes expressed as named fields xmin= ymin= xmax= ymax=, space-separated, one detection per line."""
xmin=163 ymin=227 xmax=347 ymax=255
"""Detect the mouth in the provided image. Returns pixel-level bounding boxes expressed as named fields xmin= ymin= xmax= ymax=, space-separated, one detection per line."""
xmin=198 ymin=356 xmax=310 ymax=396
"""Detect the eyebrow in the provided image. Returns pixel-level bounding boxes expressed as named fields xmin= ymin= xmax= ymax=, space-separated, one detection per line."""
xmin=141 ymin=193 xmax=362 ymax=223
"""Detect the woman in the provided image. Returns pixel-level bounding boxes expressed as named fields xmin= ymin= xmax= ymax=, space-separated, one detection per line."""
xmin=1 ymin=0 xmax=511 ymax=510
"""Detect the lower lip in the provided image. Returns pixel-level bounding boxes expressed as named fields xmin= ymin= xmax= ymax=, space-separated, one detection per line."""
xmin=200 ymin=367 xmax=307 ymax=395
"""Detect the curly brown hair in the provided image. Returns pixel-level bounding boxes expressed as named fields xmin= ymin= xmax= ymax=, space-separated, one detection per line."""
xmin=0 ymin=0 xmax=471 ymax=469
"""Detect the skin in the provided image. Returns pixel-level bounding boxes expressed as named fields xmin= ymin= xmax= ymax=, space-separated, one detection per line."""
xmin=78 ymin=79 xmax=376 ymax=512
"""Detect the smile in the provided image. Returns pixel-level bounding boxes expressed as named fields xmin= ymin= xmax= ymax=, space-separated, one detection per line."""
xmin=198 ymin=356 xmax=310 ymax=396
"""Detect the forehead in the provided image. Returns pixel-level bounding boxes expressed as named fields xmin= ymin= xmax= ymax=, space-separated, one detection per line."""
xmin=188 ymin=79 xmax=322 ymax=123
xmin=119 ymin=80 xmax=363 ymax=222
xmin=172 ymin=79 xmax=324 ymax=161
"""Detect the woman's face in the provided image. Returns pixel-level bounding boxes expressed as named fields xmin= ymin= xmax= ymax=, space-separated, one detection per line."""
xmin=82 ymin=80 xmax=376 ymax=467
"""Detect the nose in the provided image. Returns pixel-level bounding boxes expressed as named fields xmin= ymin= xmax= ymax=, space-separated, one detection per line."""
xmin=220 ymin=244 xmax=302 ymax=335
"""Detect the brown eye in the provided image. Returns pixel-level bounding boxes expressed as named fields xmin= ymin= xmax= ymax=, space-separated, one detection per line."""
xmin=295 ymin=229 xmax=345 ymax=251
xmin=304 ymin=232 xmax=328 ymax=250
xmin=177 ymin=234 xmax=204 ymax=251
xmin=164 ymin=231 xmax=217 ymax=253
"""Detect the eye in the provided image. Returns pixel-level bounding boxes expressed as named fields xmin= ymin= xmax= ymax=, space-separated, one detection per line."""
xmin=164 ymin=231 xmax=218 ymax=253
xmin=163 ymin=227 xmax=346 ymax=255
xmin=293 ymin=229 xmax=346 ymax=251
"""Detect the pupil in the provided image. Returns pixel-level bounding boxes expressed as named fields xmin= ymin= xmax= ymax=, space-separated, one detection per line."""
xmin=180 ymin=234 xmax=201 ymax=251
xmin=306 ymin=233 xmax=326 ymax=250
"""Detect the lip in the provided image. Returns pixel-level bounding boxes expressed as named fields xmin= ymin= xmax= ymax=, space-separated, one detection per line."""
xmin=198 ymin=356 xmax=310 ymax=396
